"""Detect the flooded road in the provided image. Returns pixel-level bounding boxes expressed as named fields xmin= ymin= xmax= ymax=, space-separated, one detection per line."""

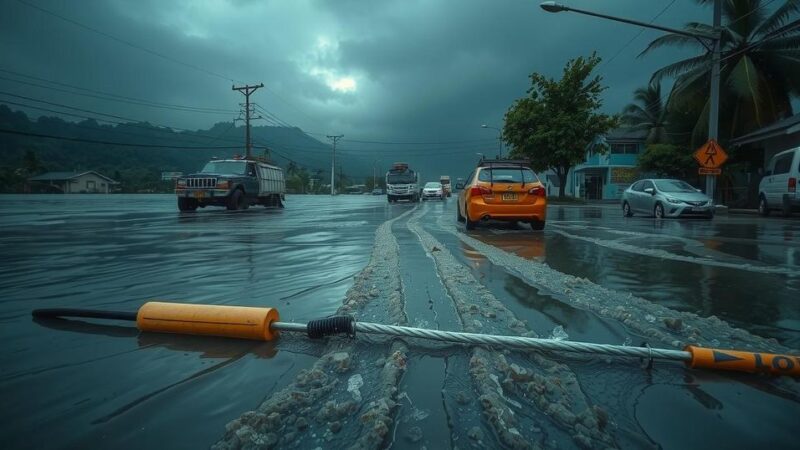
xmin=1 ymin=194 xmax=798 ymax=449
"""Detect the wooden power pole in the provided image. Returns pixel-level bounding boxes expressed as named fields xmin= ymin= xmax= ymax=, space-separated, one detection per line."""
xmin=232 ymin=83 xmax=263 ymax=158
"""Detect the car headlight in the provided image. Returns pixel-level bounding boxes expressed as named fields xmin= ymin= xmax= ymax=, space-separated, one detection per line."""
xmin=176 ymin=179 xmax=186 ymax=187
xmin=666 ymin=197 xmax=682 ymax=204
xmin=216 ymin=180 xmax=230 ymax=189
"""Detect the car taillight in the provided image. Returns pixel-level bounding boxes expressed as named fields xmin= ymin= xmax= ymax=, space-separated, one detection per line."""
xmin=470 ymin=186 xmax=492 ymax=196
xmin=528 ymin=186 xmax=546 ymax=197
xmin=789 ymin=177 xmax=797 ymax=193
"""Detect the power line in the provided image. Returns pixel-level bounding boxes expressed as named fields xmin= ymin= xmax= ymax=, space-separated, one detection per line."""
xmin=599 ymin=0 xmax=677 ymax=71
xmin=0 ymin=100 xmax=243 ymax=147
xmin=0 ymin=128 xmax=245 ymax=149
xmin=0 ymin=68 xmax=238 ymax=114
xmin=15 ymin=0 xmax=237 ymax=83
xmin=0 ymin=91 xmax=247 ymax=146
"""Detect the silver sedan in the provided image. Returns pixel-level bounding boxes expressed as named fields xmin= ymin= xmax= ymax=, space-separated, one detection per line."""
xmin=621 ymin=179 xmax=714 ymax=219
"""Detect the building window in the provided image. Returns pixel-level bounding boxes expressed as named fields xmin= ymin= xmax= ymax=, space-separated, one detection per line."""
xmin=86 ymin=180 xmax=96 ymax=190
xmin=610 ymin=143 xmax=639 ymax=154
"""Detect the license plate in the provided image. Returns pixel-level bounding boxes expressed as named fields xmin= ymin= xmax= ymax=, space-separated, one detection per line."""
xmin=194 ymin=191 xmax=205 ymax=199
xmin=691 ymin=207 xmax=705 ymax=212
xmin=502 ymin=193 xmax=518 ymax=201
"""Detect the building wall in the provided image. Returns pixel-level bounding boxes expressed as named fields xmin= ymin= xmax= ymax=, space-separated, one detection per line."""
xmin=66 ymin=173 xmax=112 ymax=194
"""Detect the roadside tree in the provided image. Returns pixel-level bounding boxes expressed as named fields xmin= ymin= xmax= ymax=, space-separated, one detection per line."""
xmin=637 ymin=143 xmax=697 ymax=179
xmin=503 ymin=53 xmax=617 ymax=198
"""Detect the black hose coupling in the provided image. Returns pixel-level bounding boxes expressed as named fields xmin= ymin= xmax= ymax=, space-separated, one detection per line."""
xmin=307 ymin=315 xmax=356 ymax=339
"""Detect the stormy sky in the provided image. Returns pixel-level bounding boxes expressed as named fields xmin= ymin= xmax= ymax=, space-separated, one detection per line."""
xmin=1 ymin=0 xmax=717 ymax=178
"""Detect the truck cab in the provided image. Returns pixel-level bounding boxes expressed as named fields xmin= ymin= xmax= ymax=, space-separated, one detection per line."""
xmin=175 ymin=157 xmax=285 ymax=211
xmin=440 ymin=175 xmax=452 ymax=197
xmin=386 ymin=162 xmax=420 ymax=203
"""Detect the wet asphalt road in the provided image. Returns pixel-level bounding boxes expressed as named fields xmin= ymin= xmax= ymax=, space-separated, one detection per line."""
xmin=0 ymin=194 xmax=798 ymax=449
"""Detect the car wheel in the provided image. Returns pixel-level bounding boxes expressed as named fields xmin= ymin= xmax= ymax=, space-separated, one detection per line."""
xmin=654 ymin=203 xmax=665 ymax=219
xmin=227 ymin=189 xmax=244 ymax=211
xmin=530 ymin=220 xmax=545 ymax=231
xmin=465 ymin=204 xmax=477 ymax=230
xmin=758 ymin=196 xmax=770 ymax=217
xmin=177 ymin=197 xmax=197 ymax=211
xmin=622 ymin=201 xmax=633 ymax=217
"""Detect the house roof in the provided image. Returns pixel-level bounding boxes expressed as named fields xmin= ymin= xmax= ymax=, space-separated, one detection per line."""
xmin=730 ymin=113 xmax=800 ymax=146
xmin=28 ymin=171 xmax=118 ymax=183
xmin=605 ymin=128 xmax=648 ymax=141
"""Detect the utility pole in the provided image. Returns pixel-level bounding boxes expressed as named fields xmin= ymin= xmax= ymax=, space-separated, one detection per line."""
xmin=232 ymin=83 xmax=263 ymax=158
xmin=706 ymin=0 xmax=721 ymax=200
xmin=327 ymin=134 xmax=343 ymax=195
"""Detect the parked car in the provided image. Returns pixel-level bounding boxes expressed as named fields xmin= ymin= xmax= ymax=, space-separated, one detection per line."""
xmin=422 ymin=182 xmax=444 ymax=200
xmin=758 ymin=147 xmax=799 ymax=217
xmin=372 ymin=188 xmax=383 ymax=195
xmin=621 ymin=179 xmax=713 ymax=219
xmin=455 ymin=160 xmax=546 ymax=230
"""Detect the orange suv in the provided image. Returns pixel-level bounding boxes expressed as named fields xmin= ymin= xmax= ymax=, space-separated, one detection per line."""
xmin=456 ymin=160 xmax=547 ymax=230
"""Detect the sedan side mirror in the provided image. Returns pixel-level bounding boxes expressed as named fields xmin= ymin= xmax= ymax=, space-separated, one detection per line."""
xmin=644 ymin=188 xmax=655 ymax=195
xmin=455 ymin=182 xmax=464 ymax=189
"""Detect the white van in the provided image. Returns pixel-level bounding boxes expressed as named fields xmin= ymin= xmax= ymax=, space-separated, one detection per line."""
xmin=758 ymin=147 xmax=799 ymax=216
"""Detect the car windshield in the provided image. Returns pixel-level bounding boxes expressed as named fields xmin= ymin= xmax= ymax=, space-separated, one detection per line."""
xmin=200 ymin=161 xmax=246 ymax=175
xmin=478 ymin=168 xmax=538 ymax=183
xmin=425 ymin=182 xmax=441 ymax=188
xmin=387 ymin=173 xmax=416 ymax=184
xmin=655 ymin=180 xmax=697 ymax=193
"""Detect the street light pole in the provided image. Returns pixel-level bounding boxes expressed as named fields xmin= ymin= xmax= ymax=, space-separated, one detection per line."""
xmin=539 ymin=1 xmax=721 ymax=199
xmin=481 ymin=124 xmax=503 ymax=158
xmin=706 ymin=0 xmax=722 ymax=200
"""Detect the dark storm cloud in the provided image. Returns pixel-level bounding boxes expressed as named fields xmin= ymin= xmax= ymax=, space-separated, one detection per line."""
xmin=0 ymin=0 xmax=712 ymax=176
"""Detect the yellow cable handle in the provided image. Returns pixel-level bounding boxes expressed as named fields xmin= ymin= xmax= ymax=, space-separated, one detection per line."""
xmin=685 ymin=345 xmax=800 ymax=376
xmin=136 ymin=301 xmax=280 ymax=341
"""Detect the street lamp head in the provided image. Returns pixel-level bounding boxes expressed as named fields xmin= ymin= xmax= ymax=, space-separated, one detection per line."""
xmin=540 ymin=1 xmax=567 ymax=13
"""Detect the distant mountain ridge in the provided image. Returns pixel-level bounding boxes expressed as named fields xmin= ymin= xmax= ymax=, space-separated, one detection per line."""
xmin=0 ymin=104 xmax=373 ymax=179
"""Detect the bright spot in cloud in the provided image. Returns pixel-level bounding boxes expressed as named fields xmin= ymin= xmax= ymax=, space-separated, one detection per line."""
xmin=329 ymin=77 xmax=356 ymax=93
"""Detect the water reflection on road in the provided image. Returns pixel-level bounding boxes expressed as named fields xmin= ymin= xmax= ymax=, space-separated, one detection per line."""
xmin=1 ymin=194 xmax=798 ymax=449
xmin=456 ymin=203 xmax=800 ymax=347
xmin=0 ymin=194 xmax=404 ymax=449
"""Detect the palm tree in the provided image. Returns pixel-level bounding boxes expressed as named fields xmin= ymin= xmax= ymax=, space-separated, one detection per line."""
xmin=621 ymin=82 xmax=669 ymax=144
xmin=639 ymin=0 xmax=800 ymax=144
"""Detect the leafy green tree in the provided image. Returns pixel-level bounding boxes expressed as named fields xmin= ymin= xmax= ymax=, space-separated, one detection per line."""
xmin=503 ymin=53 xmax=618 ymax=197
xmin=641 ymin=0 xmax=800 ymax=144
xmin=22 ymin=149 xmax=42 ymax=175
xmin=622 ymin=82 xmax=669 ymax=144
xmin=637 ymin=143 xmax=697 ymax=178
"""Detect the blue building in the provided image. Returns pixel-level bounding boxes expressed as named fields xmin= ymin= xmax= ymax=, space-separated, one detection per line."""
xmin=562 ymin=128 xmax=648 ymax=200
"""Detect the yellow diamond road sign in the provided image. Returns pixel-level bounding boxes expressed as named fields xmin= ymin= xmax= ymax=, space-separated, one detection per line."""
xmin=694 ymin=139 xmax=728 ymax=169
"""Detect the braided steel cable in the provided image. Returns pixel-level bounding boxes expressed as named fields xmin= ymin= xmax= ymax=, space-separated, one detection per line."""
xmin=271 ymin=321 xmax=691 ymax=361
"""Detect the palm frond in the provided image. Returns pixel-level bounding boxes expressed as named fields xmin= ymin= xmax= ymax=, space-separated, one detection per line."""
xmin=726 ymin=55 xmax=764 ymax=125
xmin=757 ymin=35 xmax=800 ymax=51
xmin=650 ymin=54 xmax=712 ymax=83
xmin=638 ymin=33 xmax=708 ymax=58
xmin=756 ymin=0 xmax=800 ymax=37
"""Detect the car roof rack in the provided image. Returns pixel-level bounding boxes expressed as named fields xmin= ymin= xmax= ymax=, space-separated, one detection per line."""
xmin=477 ymin=159 xmax=531 ymax=168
